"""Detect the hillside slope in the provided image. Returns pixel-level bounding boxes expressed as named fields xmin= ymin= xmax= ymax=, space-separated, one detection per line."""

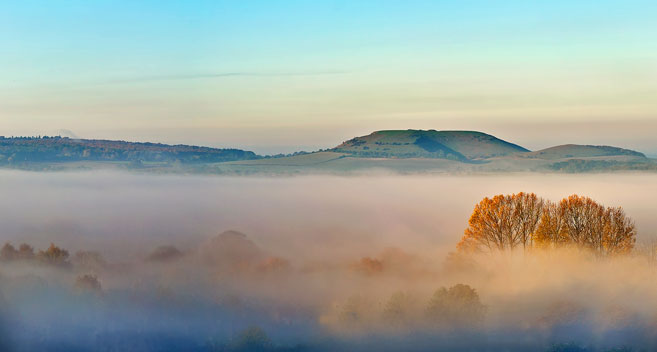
xmin=331 ymin=130 xmax=528 ymax=161
xmin=523 ymin=144 xmax=646 ymax=160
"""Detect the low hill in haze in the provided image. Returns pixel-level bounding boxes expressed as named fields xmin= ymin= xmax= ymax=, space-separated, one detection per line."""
xmin=0 ymin=136 xmax=259 ymax=164
xmin=522 ymin=144 xmax=646 ymax=160
xmin=331 ymin=130 xmax=528 ymax=161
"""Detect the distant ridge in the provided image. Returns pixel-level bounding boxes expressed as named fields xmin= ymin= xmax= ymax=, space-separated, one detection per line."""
xmin=0 ymin=130 xmax=653 ymax=174
xmin=0 ymin=136 xmax=258 ymax=164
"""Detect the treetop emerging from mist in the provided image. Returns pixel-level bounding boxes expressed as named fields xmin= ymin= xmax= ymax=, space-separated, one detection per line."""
xmin=458 ymin=193 xmax=636 ymax=256
xmin=1 ymin=242 xmax=72 ymax=267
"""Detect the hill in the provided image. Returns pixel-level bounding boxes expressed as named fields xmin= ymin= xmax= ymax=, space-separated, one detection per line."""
xmin=0 ymin=136 xmax=259 ymax=164
xmin=331 ymin=130 xmax=528 ymax=161
xmin=523 ymin=144 xmax=646 ymax=160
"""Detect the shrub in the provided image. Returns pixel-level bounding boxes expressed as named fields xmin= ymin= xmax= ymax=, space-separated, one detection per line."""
xmin=75 ymin=274 xmax=102 ymax=293
xmin=426 ymin=284 xmax=486 ymax=329
xmin=146 ymin=245 xmax=183 ymax=263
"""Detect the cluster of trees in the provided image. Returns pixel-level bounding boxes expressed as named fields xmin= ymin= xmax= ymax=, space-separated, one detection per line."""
xmin=338 ymin=284 xmax=485 ymax=330
xmin=332 ymin=148 xmax=464 ymax=160
xmin=262 ymin=151 xmax=311 ymax=159
xmin=425 ymin=284 xmax=486 ymax=328
xmin=1 ymin=242 xmax=111 ymax=272
xmin=1 ymin=242 xmax=104 ymax=293
xmin=74 ymin=274 xmax=102 ymax=292
xmin=0 ymin=242 xmax=71 ymax=267
xmin=549 ymin=159 xmax=657 ymax=172
xmin=457 ymin=193 xmax=636 ymax=256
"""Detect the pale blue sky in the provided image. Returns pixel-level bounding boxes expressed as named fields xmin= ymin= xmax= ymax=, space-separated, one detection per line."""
xmin=2 ymin=1 xmax=656 ymax=154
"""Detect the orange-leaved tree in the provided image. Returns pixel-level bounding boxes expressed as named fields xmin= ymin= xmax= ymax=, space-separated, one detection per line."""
xmin=37 ymin=243 xmax=70 ymax=267
xmin=457 ymin=192 xmax=545 ymax=253
xmin=534 ymin=195 xmax=635 ymax=255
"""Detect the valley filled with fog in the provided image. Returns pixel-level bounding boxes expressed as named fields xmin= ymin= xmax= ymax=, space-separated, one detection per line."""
xmin=1 ymin=171 xmax=657 ymax=351
xmin=2 ymin=171 xmax=656 ymax=260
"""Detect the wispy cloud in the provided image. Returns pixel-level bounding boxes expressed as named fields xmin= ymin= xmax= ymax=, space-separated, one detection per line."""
xmin=106 ymin=71 xmax=350 ymax=84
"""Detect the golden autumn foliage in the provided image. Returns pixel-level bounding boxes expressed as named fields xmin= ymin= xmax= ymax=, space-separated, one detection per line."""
xmin=457 ymin=192 xmax=544 ymax=252
xmin=458 ymin=193 xmax=636 ymax=256
xmin=534 ymin=195 xmax=635 ymax=255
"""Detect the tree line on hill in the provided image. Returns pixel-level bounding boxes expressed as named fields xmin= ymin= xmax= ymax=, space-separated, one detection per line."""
xmin=0 ymin=136 xmax=259 ymax=164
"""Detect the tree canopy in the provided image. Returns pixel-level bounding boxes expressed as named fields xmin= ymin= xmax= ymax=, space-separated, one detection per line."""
xmin=458 ymin=193 xmax=636 ymax=256
xmin=534 ymin=195 xmax=635 ymax=255
xmin=457 ymin=192 xmax=544 ymax=252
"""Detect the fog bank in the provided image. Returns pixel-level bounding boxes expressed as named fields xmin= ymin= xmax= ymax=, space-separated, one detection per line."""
xmin=1 ymin=170 xmax=656 ymax=351
xmin=1 ymin=171 xmax=655 ymax=260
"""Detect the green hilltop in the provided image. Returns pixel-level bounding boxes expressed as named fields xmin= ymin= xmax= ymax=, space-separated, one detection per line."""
xmin=331 ymin=130 xmax=529 ymax=161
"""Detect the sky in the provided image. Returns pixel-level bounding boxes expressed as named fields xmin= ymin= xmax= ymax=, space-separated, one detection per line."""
xmin=1 ymin=0 xmax=656 ymax=155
